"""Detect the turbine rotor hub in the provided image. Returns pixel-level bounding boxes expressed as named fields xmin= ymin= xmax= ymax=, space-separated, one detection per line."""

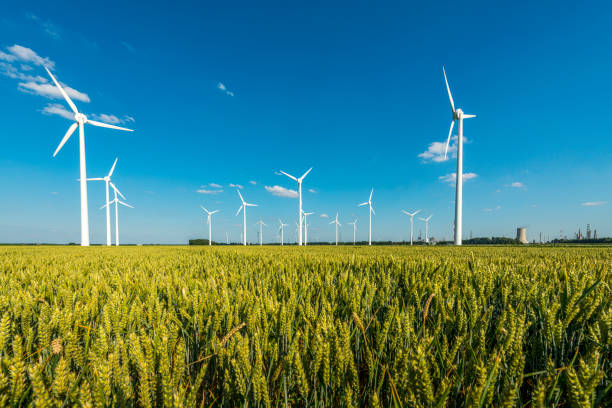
xmin=75 ymin=113 xmax=87 ymax=124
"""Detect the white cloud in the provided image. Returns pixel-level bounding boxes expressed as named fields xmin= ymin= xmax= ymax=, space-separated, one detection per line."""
xmin=6 ymin=45 xmax=55 ymax=69
xmin=249 ymin=180 xmax=257 ymax=185
xmin=26 ymin=13 xmax=60 ymax=39
xmin=320 ymin=214 xmax=329 ymax=218
xmin=209 ymin=183 xmax=222 ymax=189
xmin=510 ymin=182 xmax=525 ymax=188
xmin=439 ymin=172 xmax=478 ymax=185
xmin=18 ymin=81 xmax=90 ymax=102
xmin=581 ymin=201 xmax=606 ymax=207
xmin=0 ymin=62 xmax=48 ymax=82
xmin=121 ymin=41 xmax=135 ymax=53
xmin=41 ymin=103 xmax=74 ymax=120
xmin=308 ymin=188 xmax=317 ymax=194
xmin=217 ymin=82 xmax=235 ymax=97
xmin=229 ymin=183 xmax=243 ymax=189
xmin=265 ymin=185 xmax=298 ymax=198
xmin=419 ymin=136 xmax=466 ymax=163
xmin=90 ymin=113 xmax=121 ymax=124
xmin=197 ymin=189 xmax=223 ymax=195
xmin=123 ymin=115 xmax=135 ymax=123
xmin=484 ymin=205 xmax=501 ymax=212
xmin=0 ymin=51 xmax=16 ymax=62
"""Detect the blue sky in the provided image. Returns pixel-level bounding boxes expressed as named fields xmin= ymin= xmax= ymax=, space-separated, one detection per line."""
xmin=0 ymin=0 xmax=611 ymax=244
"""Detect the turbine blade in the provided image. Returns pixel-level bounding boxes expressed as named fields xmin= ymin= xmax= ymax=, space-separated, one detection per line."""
xmin=118 ymin=200 xmax=134 ymax=208
xmin=371 ymin=207 xmax=375 ymax=216
xmin=442 ymin=66 xmax=455 ymax=114
xmin=369 ymin=188 xmax=373 ymax=201
xmin=444 ymin=120 xmax=455 ymax=159
xmin=108 ymin=158 xmax=118 ymax=177
xmin=299 ymin=167 xmax=313 ymax=180
xmin=359 ymin=202 xmax=368 ymax=206
xmin=53 ymin=122 xmax=78 ymax=157
xmin=109 ymin=182 xmax=126 ymax=200
xmin=211 ymin=210 xmax=219 ymax=214
xmin=237 ymin=189 xmax=244 ymax=203
xmin=87 ymin=178 xmax=104 ymax=181
xmin=100 ymin=202 xmax=111 ymax=210
xmin=247 ymin=203 xmax=258 ymax=207
xmin=44 ymin=66 xmax=78 ymax=114
xmin=402 ymin=210 xmax=409 ymax=215
xmin=414 ymin=209 xmax=422 ymax=216
xmin=279 ymin=170 xmax=297 ymax=181
xmin=87 ymin=120 xmax=133 ymax=132
xmin=463 ymin=114 xmax=476 ymax=119
xmin=200 ymin=205 xmax=209 ymax=213
xmin=236 ymin=205 xmax=243 ymax=216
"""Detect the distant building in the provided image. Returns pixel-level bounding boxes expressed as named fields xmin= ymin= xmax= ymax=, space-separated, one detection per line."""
xmin=516 ymin=227 xmax=528 ymax=244
xmin=594 ymin=229 xmax=598 ymax=239
xmin=586 ymin=224 xmax=592 ymax=239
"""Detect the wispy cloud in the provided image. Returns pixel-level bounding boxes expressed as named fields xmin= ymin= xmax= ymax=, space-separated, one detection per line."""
xmin=265 ymin=185 xmax=298 ymax=198
xmin=41 ymin=103 xmax=73 ymax=120
xmin=120 ymin=41 xmax=135 ymax=53
xmin=209 ymin=183 xmax=222 ymax=189
xmin=229 ymin=183 xmax=243 ymax=189
xmin=217 ymin=82 xmax=235 ymax=97
xmin=197 ymin=188 xmax=223 ymax=195
xmin=308 ymin=188 xmax=317 ymax=194
xmin=484 ymin=205 xmax=501 ymax=212
xmin=18 ymin=81 xmax=90 ymax=102
xmin=249 ymin=180 xmax=257 ymax=185
xmin=581 ymin=201 xmax=606 ymax=207
xmin=510 ymin=182 xmax=525 ymax=188
xmin=419 ymin=136 xmax=466 ymax=163
xmin=26 ymin=13 xmax=61 ymax=40
xmin=439 ymin=172 xmax=478 ymax=185
xmin=320 ymin=214 xmax=330 ymax=218
xmin=4 ymin=45 xmax=55 ymax=69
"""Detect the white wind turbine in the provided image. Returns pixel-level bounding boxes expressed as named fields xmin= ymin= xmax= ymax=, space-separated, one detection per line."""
xmin=44 ymin=67 xmax=133 ymax=246
xmin=279 ymin=167 xmax=312 ymax=246
xmin=236 ymin=190 xmax=257 ymax=246
xmin=87 ymin=158 xmax=119 ymax=246
xmin=303 ymin=211 xmax=314 ymax=245
xmin=278 ymin=219 xmax=289 ymax=246
xmin=329 ymin=213 xmax=342 ymax=246
xmin=418 ymin=214 xmax=433 ymax=244
xmin=358 ymin=189 xmax=375 ymax=245
xmin=348 ymin=218 xmax=357 ymax=245
xmin=101 ymin=183 xmax=133 ymax=246
xmin=442 ymin=67 xmax=476 ymax=246
xmin=255 ymin=218 xmax=267 ymax=246
xmin=200 ymin=206 xmax=219 ymax=246
xmin=401 ymin=209 xmax=422 ymax=246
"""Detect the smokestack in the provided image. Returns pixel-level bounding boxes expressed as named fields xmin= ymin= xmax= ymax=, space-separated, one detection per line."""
xmin=516 ymin=227 xmax=528 ymax=244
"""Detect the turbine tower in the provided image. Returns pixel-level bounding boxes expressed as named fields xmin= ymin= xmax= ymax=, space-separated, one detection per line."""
xmin=255 ymin=218 xmax=267 ymax=246
xmin=401 ymin=209 xmax=422 ymax=246
xmin=303 ymin=211 xmax=314 ymax=245
xmin=329 ymin=213 xmax=341 ymax=246
xmin=279 ymin=167 xmax=312 ymax=246
xmin=278 ymin=219 xmax=289 ymax=246
xmin=44 ymin=67 xmax=133 ymax=246
xmin=348 ymin=218 xmax=357 ymax=245
xmin=87 ymin=158 xmax=119 ymax=246
xmin=442 ymin=67 xmax=476 ymax=246
xmin=358 ymin=189 xmax=375 ymax=245
xmin=236 ymin=190 xmax=257 ymax=246
xmin=101 ymin=183 xmax=133 ymax=246
xmin=200 ymin=206 xmax=219 ymax=246
xmin=419 ymin=214 xmax=433 ymax=244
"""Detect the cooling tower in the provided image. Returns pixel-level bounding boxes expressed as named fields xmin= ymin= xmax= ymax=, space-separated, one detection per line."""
xmin=516 ymin=227 xmax=528 ymax=244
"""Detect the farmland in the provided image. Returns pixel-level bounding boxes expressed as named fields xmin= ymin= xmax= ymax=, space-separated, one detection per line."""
xmin=0 ymin=246 xmax=610 ymax=407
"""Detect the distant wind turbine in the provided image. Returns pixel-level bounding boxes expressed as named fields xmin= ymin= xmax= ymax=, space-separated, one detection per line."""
xmin=442 ymin=67 xmax=476 ymax=246
xmin=87 ymin=158 xmax=119 ymax=246
xmin=200 ymin=206 xmax=220 ymax=246
xmin=278 ymin=219 xmax=289 ymax=246
xmin=236 ymin=190 xmax=257 ymax=246
xmin=348 ymin=218 xmax=357 ymax=245
xmin=255 ymin=218 xmax=267 ymax=246
xmin=418 ymin=214 xmax=433 ymax=244
xmin=358 ymin=189 xmax=375 ymax=245
xmin=329 ymin=213 xmax=342 ymax=246
xmin=279 ymin=167 xmax=312 ymax=246
xmin=44 ymin=67 xmax=133 ymax=246
xmin=303 ymin=211 xmax=314 ymax=245
xmin=101 ymin=183 xmax=133 ymax=246
xmin=401 ymin=209 xmax=422 ymax=246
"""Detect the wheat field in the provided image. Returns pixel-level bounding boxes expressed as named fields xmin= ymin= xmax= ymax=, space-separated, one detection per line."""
xmin=0 ymin=245 xmax=609 ymax=407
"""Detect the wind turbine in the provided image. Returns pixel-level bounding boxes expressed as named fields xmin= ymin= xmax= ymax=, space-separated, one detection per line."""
xmin=329 ymin=213 xmax=341 ymax=246
xmin=418 ymin=214 xmax=433 ymax=244
xmin=236 ymin=190 xmax=257 ymax=246
xmin=348 ymin=218 xmax=357 ymax=245
xmin=442 ymin=67 xmax=476 ymax=246
xmin=101 ymin=183 xmax=133 ymax=246
xmin=401 ymin=209 xmax=422 ymax=246
xmin=279 ymin=167 xmax=312 ymax=246
xmin=200 ymin=206 xmax=219 ymax=246
xmin=87 ymin=158 xmax=119 ymax=246
xmin=44 ymin=67 xmax=133 ymax=246
xmin=278 ymin=219 xmax=289 ymax=246
xmin=303 ymin=211 xmax=314 ymax=245
xmin=358 ymin=189 xmax=375 ymax=245
xmin=255 ymin=218 xmax=267 ymax=246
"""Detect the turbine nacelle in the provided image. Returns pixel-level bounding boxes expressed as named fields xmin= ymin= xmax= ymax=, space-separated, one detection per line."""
xmin=75 ymin=112 xmax=88 ymax=124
